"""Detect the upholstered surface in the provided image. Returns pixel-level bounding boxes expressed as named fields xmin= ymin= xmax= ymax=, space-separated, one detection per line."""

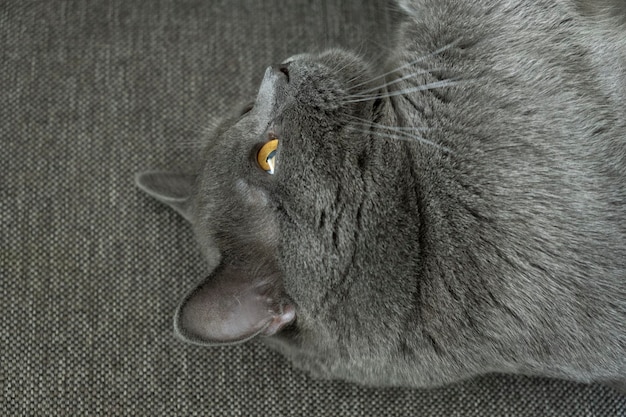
xmin=2 ymin=1 xmax=625 ymax=415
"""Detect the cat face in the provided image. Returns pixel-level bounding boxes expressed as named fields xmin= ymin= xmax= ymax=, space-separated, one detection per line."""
xmin=137 ymin=49 xmax=427 ymax=382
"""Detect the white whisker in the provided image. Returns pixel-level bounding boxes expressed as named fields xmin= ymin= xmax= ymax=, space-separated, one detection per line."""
xmin=348 ymin=68 xmax=444 ymax=96
xmin=331 ymin=55 xmax=366 ymax=79
xmin=351 ymin=121 xmax=432 ymax=135
xmin=348 ymin=127 xmax=453 ymax=154
xmin=344 ymin=79 xmax=461 ymax=103
xmin=342 ymin=114 xmax=432 ymax=132
xmin=348 ymin=37 xmax=463 ymax=90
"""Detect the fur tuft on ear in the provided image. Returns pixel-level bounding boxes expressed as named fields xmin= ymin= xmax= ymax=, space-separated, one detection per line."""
xmin=174 ymin=263 xmax=296 ymax=346
xmin=135 ymin=171 xmax=195 ymax=222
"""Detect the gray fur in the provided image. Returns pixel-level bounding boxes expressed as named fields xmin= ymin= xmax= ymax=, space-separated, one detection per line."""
xmin=136 ymin=0 xmax=626 ymax=391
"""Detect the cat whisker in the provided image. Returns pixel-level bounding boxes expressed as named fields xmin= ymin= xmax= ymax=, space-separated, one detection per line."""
xmin=331 ymin=53 xmax=368 ymax=79
xmin=348 ymin=120 xmax=432 ymax=138
xmin=343 ymin=79 xmax=462 ymax=103
xmin=342 ymin=114 xmax=432 ymax=132
xmin=351 ymin=121 xmax=432 ymax=135
xmin=347 ymin=37 xmax=462 ymax=90
xmin=348 ymin=127 xmax=453 ymax=154
xmin=349 ymin=68 xmax=445 ymax=96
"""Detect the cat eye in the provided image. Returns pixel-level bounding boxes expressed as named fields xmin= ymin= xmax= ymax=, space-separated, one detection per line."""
xmin=257 ymin=139 xmax=279 ymax=174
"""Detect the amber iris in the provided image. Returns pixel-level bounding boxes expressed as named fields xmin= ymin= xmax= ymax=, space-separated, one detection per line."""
xmin=257 ymin=139 xmax=279 ymax=174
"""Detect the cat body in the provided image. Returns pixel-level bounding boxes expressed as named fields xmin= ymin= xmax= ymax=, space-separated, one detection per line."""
xmin=137 ymin=0 xmax=626 ymax=389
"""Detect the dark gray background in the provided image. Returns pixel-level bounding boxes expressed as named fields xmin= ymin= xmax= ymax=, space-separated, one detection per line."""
xmin=2 ymin=1 xmax=625 ymax=415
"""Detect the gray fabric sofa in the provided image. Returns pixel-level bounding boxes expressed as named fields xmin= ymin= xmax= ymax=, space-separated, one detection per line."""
xmin=2 ymin=1 xmax=624 ymax=415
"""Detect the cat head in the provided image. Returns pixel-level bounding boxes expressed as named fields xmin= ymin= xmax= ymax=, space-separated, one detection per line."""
xmin=136 ymin=49 xmax=427 ymax=380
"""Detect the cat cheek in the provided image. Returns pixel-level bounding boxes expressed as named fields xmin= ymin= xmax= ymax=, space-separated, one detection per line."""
xmin=235 ymin=179 xmax=270 ymax=206
xmin=234 ymin=178 xmax=280 ymax=244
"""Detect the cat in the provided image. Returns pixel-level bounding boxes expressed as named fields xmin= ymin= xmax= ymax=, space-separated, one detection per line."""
xmin=136 ymin=0 xmax=626 ymax=392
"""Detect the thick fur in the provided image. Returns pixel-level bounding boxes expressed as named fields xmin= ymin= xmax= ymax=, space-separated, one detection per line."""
xmin=137 ymin=0 xmax=625 ymax=390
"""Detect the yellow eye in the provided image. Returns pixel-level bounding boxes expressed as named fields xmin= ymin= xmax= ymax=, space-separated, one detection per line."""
xmin=257 ymin=139 xmax=279 ymax=174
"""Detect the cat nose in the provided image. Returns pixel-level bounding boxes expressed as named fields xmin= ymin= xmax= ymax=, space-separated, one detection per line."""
xmin=270 ymin=63 xmax=290 ymax=83
xmin=256 ymin=64 xmax=290 ymax=113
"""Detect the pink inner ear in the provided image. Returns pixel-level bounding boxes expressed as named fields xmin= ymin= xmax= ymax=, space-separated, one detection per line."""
xmin=174 ymin=263 xmax=296 ymax=345
xmin=262 ymin=304 xmax=296 ymax=337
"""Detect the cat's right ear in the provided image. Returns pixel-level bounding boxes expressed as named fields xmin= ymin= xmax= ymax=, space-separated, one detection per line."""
xmin=134 ymin=171 xmax=195 ymax=222
xmin=173 ymin=263 xmax=296 ymax=346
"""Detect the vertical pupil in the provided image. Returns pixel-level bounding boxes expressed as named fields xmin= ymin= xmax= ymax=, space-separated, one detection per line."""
xmin=265 ymin=150 xmax=276 ymax=174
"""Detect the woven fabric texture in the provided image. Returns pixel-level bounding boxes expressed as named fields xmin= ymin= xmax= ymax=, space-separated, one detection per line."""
xmin=1 ymin=1 xmax=625 ymax=415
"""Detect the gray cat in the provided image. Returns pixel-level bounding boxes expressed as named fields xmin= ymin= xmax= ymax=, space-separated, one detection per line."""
xmin=136 ymin=0 xmax=626 ymax=392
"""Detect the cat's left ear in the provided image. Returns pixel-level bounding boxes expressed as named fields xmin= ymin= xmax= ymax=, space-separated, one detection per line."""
xmin=135 ymin=171 xmax=195 ymax=222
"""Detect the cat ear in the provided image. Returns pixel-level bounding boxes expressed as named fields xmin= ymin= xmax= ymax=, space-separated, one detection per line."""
xmin=134 ymin=171 xmax=195 ymax=222
xmin=174 ymin=263 xmax=296 ymax=345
